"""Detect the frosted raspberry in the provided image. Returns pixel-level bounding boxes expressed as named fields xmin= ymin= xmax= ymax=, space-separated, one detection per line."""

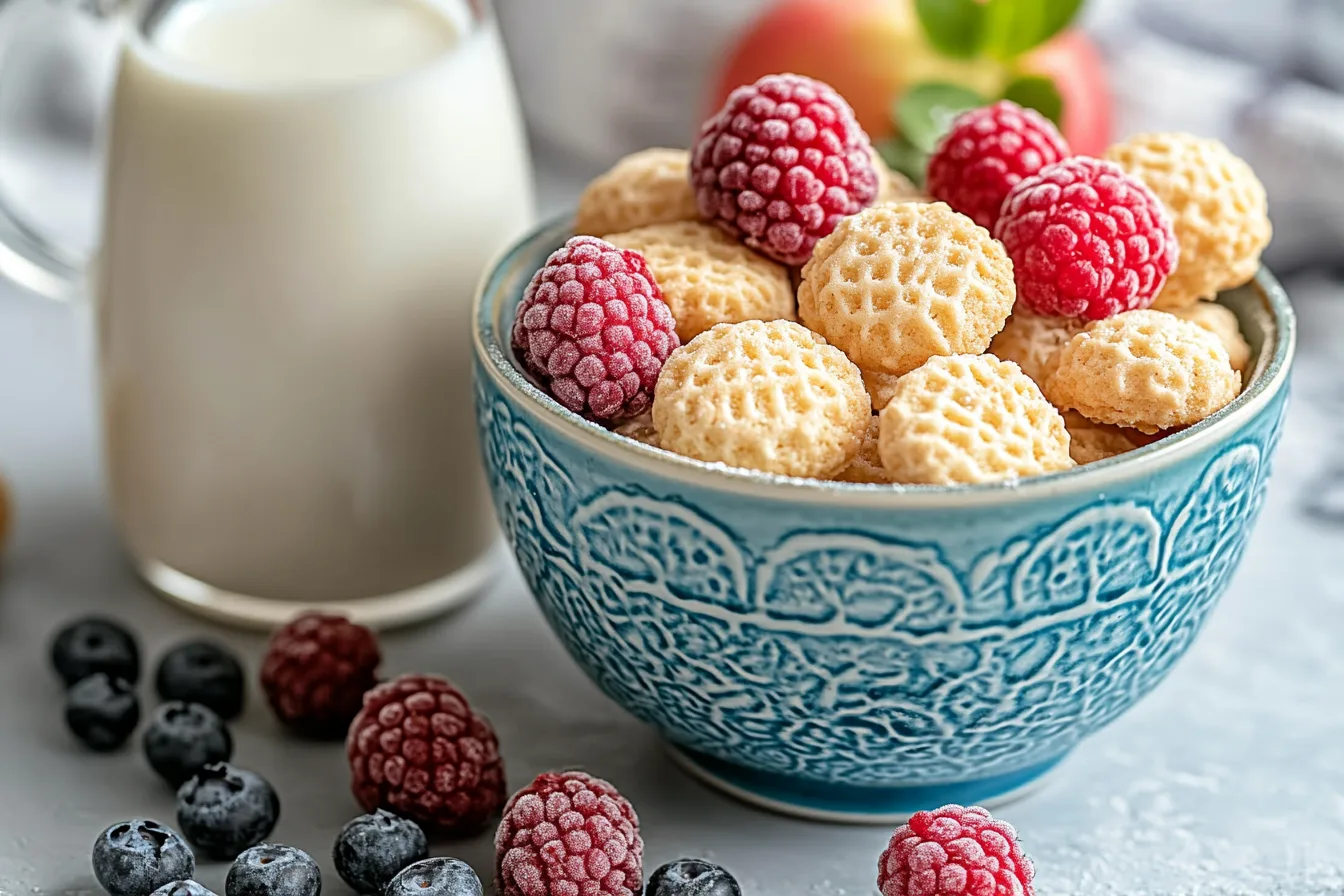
xmin=878 ymin=805 xmax=1034 ymax=896
xmin=495 ymin=771 xmax=642 ymax=896
xmin=995 ymin=157 xmax=1178 ymax=320
xmin=691 ymin=73 xmax=880 ymax=266
xmin=926 ymin=101 xmax=1070 ymax=230
xmin=512 ymin=237 xmax=679 ymax=421
xmin=260 ymin=612 xmax=380 ymax=738
xmin=346 ymin=674 xmax=506 ymax=836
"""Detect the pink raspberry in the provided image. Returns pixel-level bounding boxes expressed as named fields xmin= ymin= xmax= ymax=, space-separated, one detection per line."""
xmin=926 ymin=100 xmax=1071 ymax=230
xmin=691 ymin=73 xmax=880 ymax=266
xmin=878 ymin=805 xmax=1034 ymax=896
xmin=495 ymin=770 xmax=642 ymax=896
xmin=512 ymin=237 xmax=679 ymax=421
xmin=994 ymin=157 xmax=1179 ymax=320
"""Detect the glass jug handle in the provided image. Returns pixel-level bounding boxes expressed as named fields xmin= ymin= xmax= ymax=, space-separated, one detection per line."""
xmin=0 ymin=0 xmax=118 ymax=300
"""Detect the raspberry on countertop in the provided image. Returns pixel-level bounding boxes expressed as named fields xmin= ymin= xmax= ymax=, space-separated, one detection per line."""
xmin=260 ymin=612 xmax=380 ymax=738
xmin=878 ymin=804 xmax=1034 ymax=896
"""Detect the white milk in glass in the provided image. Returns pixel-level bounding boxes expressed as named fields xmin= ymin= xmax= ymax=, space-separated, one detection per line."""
xmin=97 ymin=0 xmax=532 ymax=618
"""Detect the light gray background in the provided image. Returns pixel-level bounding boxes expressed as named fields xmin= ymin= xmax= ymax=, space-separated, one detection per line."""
xmin=1 ymin=167 xmax=1344 ymax=896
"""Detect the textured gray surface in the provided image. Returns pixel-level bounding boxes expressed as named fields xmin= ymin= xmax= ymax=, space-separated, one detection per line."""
xmin=2 ymin=212 xmax=1344 ymax=896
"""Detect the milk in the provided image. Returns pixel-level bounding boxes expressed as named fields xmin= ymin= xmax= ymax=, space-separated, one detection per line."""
xmin=97 ymin=0 xmax=532 ymax=608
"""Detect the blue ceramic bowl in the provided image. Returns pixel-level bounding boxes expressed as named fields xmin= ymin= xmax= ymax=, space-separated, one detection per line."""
xmin=472 ymin=218 xmax=1296 ymax=822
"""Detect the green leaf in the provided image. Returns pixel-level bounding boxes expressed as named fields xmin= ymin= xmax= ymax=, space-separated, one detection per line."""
xmin=896 ymin=82 xmax=987 ymax=154
xmin=877 ymin=137 xmax=930 ymax=188
xmin=913 ymin=0 xmax=987 ymax=59
xmin=1002 ymin=74 xmax=1063 ymax=124
xmin=980 ymin=0 xmax=1085 ymax=59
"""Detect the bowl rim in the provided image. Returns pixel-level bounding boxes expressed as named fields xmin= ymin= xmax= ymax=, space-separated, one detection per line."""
xmin=473 ymin=215 xmax=1297 ymax=509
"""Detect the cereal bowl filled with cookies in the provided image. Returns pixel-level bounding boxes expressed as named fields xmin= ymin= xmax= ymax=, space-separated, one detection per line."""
xmin=471 ymin=76 xmax=1294 ymax=822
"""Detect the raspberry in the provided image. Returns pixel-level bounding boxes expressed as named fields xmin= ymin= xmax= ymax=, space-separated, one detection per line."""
xmin=346 ymin=674 xmax=505 ymax=835
xmin=690 ymin=73 xmax=880 ymax=266
xmin=995 ymin=157 xmax=1178 ymax=320
xmin=512 ymin=236 xmax=679 ymax=421
xmin=926 ymin=101 xmax=1070 ymax=230
xmin=260 ymin=613 xmax=380 ymax=738
xmin=495 ymin=771 xmax=642 ymax=896
xmin=878 ymin=805 xmax=1034 ymax=896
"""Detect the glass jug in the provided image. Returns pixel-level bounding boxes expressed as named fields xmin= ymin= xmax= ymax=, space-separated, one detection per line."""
xmin=0 ymin=0 xmax=534 ymax=628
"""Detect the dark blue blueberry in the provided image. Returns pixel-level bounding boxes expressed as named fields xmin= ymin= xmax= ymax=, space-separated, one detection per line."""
xmin=143 ymin=702 xmax=234 ymax=787
xmin=385 ymin=859 xmax=481 ymax=896
xmin=176 ymin=763 xmax=279 ymax=861
xmin=646 ymin=860 xmax=742 ymax=896
xmin=92 ymin=819 xmax=195 ymax=896
xmin=155 ymin=642 xmax=246 ymax=720
xmin=332 ymin=810 xmax=428 ymax=895
xmin=225 ymin=844 xmax=321 ymax=896
xmin=51 ymin=617 xmax=140 ymax=687
xmin=66 ymin=673 xmax=140 ymax=751
xmin=149 ymin=882 xmax=217 ymax=896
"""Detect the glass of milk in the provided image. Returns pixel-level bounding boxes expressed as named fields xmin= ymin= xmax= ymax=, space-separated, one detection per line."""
xmin=0 ymin=0 xmax=534 ymax=627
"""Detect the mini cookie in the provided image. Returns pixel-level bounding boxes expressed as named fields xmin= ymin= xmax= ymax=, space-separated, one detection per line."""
xmin=574 ymin=148 xmax=699 ymax=237
xmin=861 ymin=369 xmax=902 ymax=412
xmin=653 ymin=320 xmax=870 ymax=478
xmin=873 ymin=150 xmax=928 ymax=204
xmin=614 ymin=414 xmax=660 ymax=448
xmin=1105 ymin=133 xmax=1271 ymax=309
xmin=604 ymin=221 xmax=795 ymax=343
xmin=1168 ymin=301 xmax=1251 ymax=373
xmin=878 ymin=354 xmax=1072 ymax=485
xmin=1046 ymin=310 xmax=1240 ymax=433
xmin=799 ymin=202 xmax=1015 ymax=375
xmin=1062 ymin=411 xmax=1140 ymax=465
xmin=834 ymin=417 xmax=890 ymax=484
xmin=988 ymin=313 xmax=1086 ymax=387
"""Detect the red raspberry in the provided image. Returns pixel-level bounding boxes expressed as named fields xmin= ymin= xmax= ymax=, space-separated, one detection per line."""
xmin=878 ymin=805 xmax=1034 ymax=896
xmin=691 ymin=73 xmax=880 ymax=266
xmin=995 ymin=157 xmax=1179 ymax=320
xmin=495 ymin=770 xmax=642 ymax=896
xmin=512 ymin=236 xmax=679 ymax=421
xmin=346 ymin=673 xmax=506 ymax=835
xmin=260 ymin=612 xmax=380 ymax=738
xmin=926 ymin=100 xmax=1071 ymax=230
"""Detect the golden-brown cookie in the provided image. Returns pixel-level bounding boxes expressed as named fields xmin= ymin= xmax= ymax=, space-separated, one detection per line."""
xmin=1167 ymin=301 xmax=1251 ymax=373
xmin=878 ymin=354 xmax=1072 ymax=484
xmin=1061 ymin=411 xmax=1141 ymax=465
xmin=604 ymin=221 xmax=795 ymax=343
xmin=653 ymin=320 xmax=870 ymax=478
xmin=574 ymin=148 xmax=699 ymax=237
xmin=1046 ymin=310 xmax=1241 ymax=433
xmin=1105 ymin=133 xmax=1270 ymax=309
xmin=861 ymin=369 xmax=902 ymax=412
xmin=988 ymin=313 xmax=1086 ymax=387
xmin=798 ymin=202 xmax=1015 ymax=375
xmin=833 ymin=417 xmax=891 ymax=484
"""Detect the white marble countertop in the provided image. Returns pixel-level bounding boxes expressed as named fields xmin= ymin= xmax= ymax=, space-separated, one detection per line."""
xmin=1 ymin=157 xmax=1343 ymax=896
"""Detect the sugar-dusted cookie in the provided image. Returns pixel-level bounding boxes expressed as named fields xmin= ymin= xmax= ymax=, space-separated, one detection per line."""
xmin=833 ymin=416 xmax=890 ymax=484
xmin=574 ymin=148 xmax=699 ymax=237
xmin=988 ymin=313 xmax=1086 ymax=387
xmin=1061 ymin=411 xmax=1141 ymax=466
xmin=1167 ymin=301 xmax=1251 ymax=374
xmin=861 ymin=368 xmax=902 ymax=412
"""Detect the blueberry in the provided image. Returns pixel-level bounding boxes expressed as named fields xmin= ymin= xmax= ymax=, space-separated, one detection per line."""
xmin=66 ymin=673 xmax=140 ymax=751
xmin=385 ymin=859 xmax=481 ymax=896
xmin=92 ymin=819 xmax=195 ymax=896
xmin=155 ymin=641 xmax=246 ymax=720
xmin=143 ymin=701 xmax=234 ymax=787
xmin=225 ymin=844 xmax=321 ymax=896
xmin=51 ymin=616 xmax=140 ymax=687
xmin=646 ymin=860 xmax=742 ymax=896
xmin=176 ymin=763 xmax=280 ymax=861
xmin=150 ymin=882 xmax=217 ymax=896
xmin=332 ymin=810 xmax=428 ymax=894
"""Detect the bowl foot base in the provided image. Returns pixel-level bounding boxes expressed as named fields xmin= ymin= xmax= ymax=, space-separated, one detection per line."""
xmin=667 ymin=745 xmax=1067 ymax=824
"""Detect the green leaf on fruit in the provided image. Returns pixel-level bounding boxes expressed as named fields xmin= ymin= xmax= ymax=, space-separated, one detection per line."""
xmin=913 ymin=0 xmax=985 ymax=59
xmin=877 ymin=137 xmax=929 ymax=189
xmin=897 ymin=82 xmax=987 ymax=154
xmin=1002 ymin=74 xmax=1063 ymax=124
xmin=916 ymin=0 xmax=1085 ymax=61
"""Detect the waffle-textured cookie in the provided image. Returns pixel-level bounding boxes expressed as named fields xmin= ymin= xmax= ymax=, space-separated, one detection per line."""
xmin=1062 ymin=411 xmax=1141 ymax=465
xmin=574 ymin=148 xmax=700 ymax=237
xmin=604 ymin=221 xmax=795 ymax=343
xmin=614 ymin=414 xmax=660 ymax=448
xmin=878 ymin=354 xmax=1072 ymax=485
xmin=988 ymin=313 xmax=1086 ymax=387
xmin=861 ymin=369 xmax=902 ymax=412
xmin=834 ymin=417 xmax=891 ymax=484
xmin=1046 ymin=310 xmax=1240 ymax=433
xmin=798 ymin=202 xmax=1015 ymax=375
xmin=653 ymin=320 xmax=870 ymax=478
xmin=1105 ymin=133 xmax=1270 ymax=309
xmin=1168 ymin=301 xmax=1251 ymax=373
